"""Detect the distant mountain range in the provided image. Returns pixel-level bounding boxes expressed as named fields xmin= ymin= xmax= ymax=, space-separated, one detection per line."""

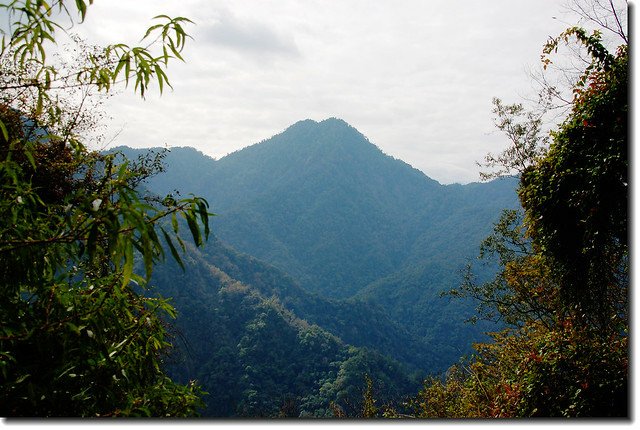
xmin=113 ymin=118 xmax=520 ymax=416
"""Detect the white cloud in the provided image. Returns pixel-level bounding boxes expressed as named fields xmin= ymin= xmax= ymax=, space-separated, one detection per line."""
xmin=199 ymin=8 xmax=300 ymax=59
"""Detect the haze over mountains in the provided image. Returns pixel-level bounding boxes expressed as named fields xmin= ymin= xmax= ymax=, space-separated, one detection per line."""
xmin=114 ymin=118 xmax=519 ymax=416
xmin=124 ymin=118 xmax=518 ymax=293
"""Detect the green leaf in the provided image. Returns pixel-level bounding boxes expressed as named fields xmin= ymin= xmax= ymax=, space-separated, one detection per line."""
xmin=0 ymin=119 xmax=8 ymax=141
xmin=171 ymin=212 xmax=179 ymax=234
xmin=184 ymin=211 xmax=201 ymax=247
xmin=143 ymin=23 xmax=164 ymax=41
xmin=66 ymin=322 xmax=81 ymax=335
xmin=155 ymin=64 xmax=165 ymax=93
xmin=161 ymin=228 xmax=184 ymax=271
xmin=141 ymin=231 xmax=155 ymax=280
xmin=75 ymin=0 xmax=88 ymax=21
xmin=15 ymin=373 xmax=31 ymax=384
xmin=122 ymin=240 xmax=134 ymax=286
xmin=196 ymin=199 xmax=211 ymax=240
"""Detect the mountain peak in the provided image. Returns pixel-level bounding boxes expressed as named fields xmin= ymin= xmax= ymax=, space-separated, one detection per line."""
xmin=319 ymin=117 xmax=350 ymax=127
xmin=279 ymin=117 xmax=371 ymax=152
xmin=285 ymin=117 xmax=355 ymax=134
xmin=287 ymin=118 xmax=318 ymax=129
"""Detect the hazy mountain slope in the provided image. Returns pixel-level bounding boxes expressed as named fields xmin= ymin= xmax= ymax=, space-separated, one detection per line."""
xmin=115 ymin=117 xmax=519 ymax=379
xmin=356 ymin=259 xmax=501 ymax=361
xmin=194 ymin=236 xmax=439 ymax=372
xmin=149 ymin=239 xmax=420 ymax=417
xmin=115 ymin=118 xmax=518 ymax=300
xmin=199 ymin=118 xmax=446 ymax=296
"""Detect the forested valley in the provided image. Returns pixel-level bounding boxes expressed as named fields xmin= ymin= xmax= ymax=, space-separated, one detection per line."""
xmin=0 ymin=0 xmax=628 ymax=419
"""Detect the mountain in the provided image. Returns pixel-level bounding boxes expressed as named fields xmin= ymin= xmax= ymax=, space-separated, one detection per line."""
xmin=120 ymin=118 xmax=518 ymax=299
xmin=193 ymin=236 xmax=440 ymax=372
xmin=149 ymin=237 xmax=421 ymax=417
xmin=112 ymin=118 xmax=519 ymax=415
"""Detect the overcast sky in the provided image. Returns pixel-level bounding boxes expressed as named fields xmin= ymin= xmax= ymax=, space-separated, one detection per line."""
xmin=72 ymin=0 xmax=623 ymax=184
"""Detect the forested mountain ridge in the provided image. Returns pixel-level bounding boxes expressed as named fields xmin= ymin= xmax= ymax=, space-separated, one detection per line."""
xmin=116 ymin=118 xmax=519 ymax=299
xmin=113 ymin=118 xmax=519 ymax=383
xmin=149 ymin=236 xmax=422 ymax=417
xmin=181 ymin=235 xmax=439 ymax=371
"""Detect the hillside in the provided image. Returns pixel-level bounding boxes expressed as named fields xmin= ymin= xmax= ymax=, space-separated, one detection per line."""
xmin=113 ymin=119 xmax=519 ymax=380
xmin=149 ymin=237 xmax=422 ymax=417
xmin=194 ymin=236 xmax=441 ymax=371
xmin=116 ymin=118 xmax=518 ymax=299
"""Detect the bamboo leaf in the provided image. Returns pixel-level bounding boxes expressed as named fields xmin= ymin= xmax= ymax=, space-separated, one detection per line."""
xmin=75 ymin=0 xmax=87 ymax=21
xmin=122 ymin=240 xmax=134 ymax=287
xmin=0 ymin=119 xmax=8 ymax=141
xmin=142 ymin=23 xmax=164 ymax=40
xmin=142 ymin=231 xmax=154 ymax=279
xmin=171 ymin=212 xmax=179 ymax=234
xmin=162 ymin=228 xmax=184 ymax=271
xmin=184 ymin=211 xmax=201 ymax=246
xmin=155 ymin=64 xmax=164 ymax=93
xmin=196 ymin=199 xmax=211 ymax=239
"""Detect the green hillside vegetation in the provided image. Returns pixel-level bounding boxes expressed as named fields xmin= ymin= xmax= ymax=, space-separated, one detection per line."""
xmin=0 ymin=1 xmax=210 ymax=416
xmin=194 ymin=236 xmax=437 ymax=372
xmin=114 ymin=119 xmax=518 ymax=374
xmin=118 ymin=119 xmax=518 ymax=299
xmin=148 ymin=238 xmax=421 ymax=417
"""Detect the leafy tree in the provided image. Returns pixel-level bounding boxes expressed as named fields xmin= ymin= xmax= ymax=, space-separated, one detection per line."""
xmin=451 ymin=209 xmax=561 ymax=328
xmin=411 ymin=17 xmax=628 ymax=418
xmin=521 ymin=27 xmax=628 ymax=330
xmin=408 ymin=320 xmax=627 ymax=418
xmin=479 ymin=96 xmax=551 ymax=181
xmin=360 ymin=374 xmax=379 ymax=418
xmin=0 ymin=1 xmax=211 ymax=417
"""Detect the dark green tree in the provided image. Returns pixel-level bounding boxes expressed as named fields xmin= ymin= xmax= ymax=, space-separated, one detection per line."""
xmin=521 ymin=27 xmax=628 ymax=330
xmin=413 ymin=20 xmax=628 ymax=418
xmin=0 ymin=1 xmax=210 ymax=417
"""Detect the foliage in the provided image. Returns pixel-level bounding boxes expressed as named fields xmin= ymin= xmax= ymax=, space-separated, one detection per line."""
xmin=360 ymin=375 xmax=379 ymax=418
xmin=0 ymin=0 xmax=192 ymax=116
xmin=450 ymin=209 xmax=560 ymax=327
xmin=411 ymin=23 xmax=628 ymax=418
xmin=118 ymin=119 xmax=518 ymax=300
xmin=0 ymin=111 xmax=210 ymax=417
xmin=0 ymin=0 xmax=210 ymax=417
xmin=192 ymin=234 xmax=435 ymax=373
xmin=523 ymin=30 xmax=628 ymax=329
xmin=148 ymin=235 xmax=422 ymax=417
xmin=480 ymin=97 xmax=550 ymax=180
xmin=409 ymin=321 xmax=627 ymax=418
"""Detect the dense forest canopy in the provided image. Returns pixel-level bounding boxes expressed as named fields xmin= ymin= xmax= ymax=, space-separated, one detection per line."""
xmin=0 ymin=0 xmax=629 ymax=419
xmin=114 ymin=119 xmax=520 ymax=376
